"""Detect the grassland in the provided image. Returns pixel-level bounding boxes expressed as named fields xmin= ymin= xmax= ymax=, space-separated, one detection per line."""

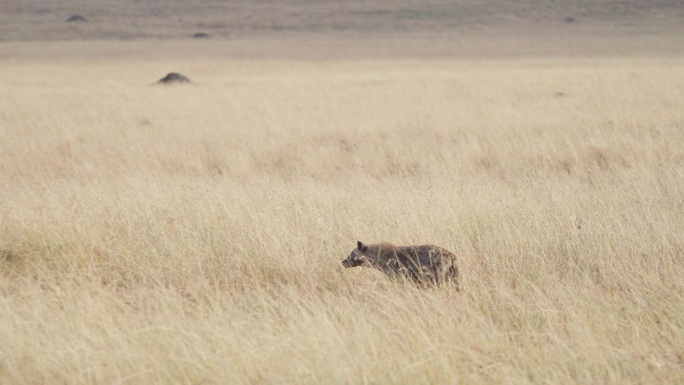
xmin=1 ymin=37 xmax=684 ymax=384
xmin=2 ymin=0 xmax=683 ymax=42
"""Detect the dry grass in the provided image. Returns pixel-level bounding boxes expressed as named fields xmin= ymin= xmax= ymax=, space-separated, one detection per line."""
xmin=1 ymin=41 xmax=683 ymax=384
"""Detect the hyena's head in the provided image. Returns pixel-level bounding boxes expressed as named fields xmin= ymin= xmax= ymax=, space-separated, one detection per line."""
xmin=341 ymin=241 xmax=375 ymax=268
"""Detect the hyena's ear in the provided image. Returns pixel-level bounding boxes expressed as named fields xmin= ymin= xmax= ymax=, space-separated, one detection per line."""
xmin=357 ymin=241 xmax=367 ymax=252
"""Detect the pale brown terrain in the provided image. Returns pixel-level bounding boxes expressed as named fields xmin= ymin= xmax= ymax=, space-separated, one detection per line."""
xmin=1 ymin=1 xmax=683 ymax=384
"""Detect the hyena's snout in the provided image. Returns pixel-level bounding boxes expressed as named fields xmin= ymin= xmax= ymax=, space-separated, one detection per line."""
xmin=341 ymin=251 xmax=364 ymax=268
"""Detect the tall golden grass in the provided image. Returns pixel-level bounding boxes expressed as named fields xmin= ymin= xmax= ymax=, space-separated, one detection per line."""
xmin=1 ymin=43 xmax=683 ymax=384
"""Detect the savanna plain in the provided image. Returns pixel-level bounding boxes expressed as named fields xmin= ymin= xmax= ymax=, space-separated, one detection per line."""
xmin=1 ymin=37 xmax=684 ymax=384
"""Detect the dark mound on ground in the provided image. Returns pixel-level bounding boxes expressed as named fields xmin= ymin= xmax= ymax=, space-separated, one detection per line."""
xmin=157 ymin=72 xmax=192 ymax=84
xmin=66 ymin=14 xmax=88 ymax=22
xmin=564 ymin=17 xmax=577 ymax=23
xmin=193 ymin=32 xmax=209 ymax=39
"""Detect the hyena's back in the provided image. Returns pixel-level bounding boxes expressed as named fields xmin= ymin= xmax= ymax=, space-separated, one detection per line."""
xmin=393 ymin=245 xmax=459 ymax=285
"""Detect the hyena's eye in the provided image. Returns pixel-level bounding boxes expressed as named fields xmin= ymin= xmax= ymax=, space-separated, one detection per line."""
xmin=352 ymin=252 xmax=365 ymax=264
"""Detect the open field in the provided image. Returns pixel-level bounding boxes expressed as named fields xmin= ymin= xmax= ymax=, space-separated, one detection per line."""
xmin=2 ymin=0 xmax=683 ymax=41
xmin=1 ymin=36 xmax=684 ymax=384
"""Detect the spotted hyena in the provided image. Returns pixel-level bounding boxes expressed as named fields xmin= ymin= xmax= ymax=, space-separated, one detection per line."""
xmin=342 ymin=241 xmax=459 ymax=288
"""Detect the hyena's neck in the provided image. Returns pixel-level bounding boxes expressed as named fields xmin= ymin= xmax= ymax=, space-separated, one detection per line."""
xmin=371 ymin=258 xmax=396 ymax=275
xmin=366 ymin=247 xmax=397 ymax=270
